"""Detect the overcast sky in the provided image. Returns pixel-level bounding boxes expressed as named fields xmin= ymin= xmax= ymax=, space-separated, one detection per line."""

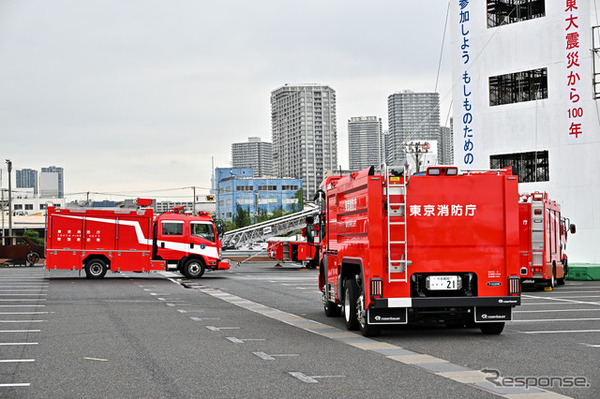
xmin=0 ymin=0 xmax=452 ymax=201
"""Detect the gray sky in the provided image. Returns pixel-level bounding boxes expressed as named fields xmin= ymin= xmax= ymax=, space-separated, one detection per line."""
xmin=0 ymin=0 xmax=452 ymax=201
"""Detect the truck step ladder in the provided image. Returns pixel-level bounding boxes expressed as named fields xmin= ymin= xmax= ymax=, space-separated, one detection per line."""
xmin=385 ymin=164 xmax=410 ymax=282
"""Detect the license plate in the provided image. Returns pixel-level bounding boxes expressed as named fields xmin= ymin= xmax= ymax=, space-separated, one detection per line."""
xmin=426 ymin=275 xmax=462 ymax=291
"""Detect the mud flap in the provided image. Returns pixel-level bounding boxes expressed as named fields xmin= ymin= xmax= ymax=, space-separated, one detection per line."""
xmin=368 ymin=308 xmax=408 ymax=325
xmin=474 ymin=306 xmax=512 ymax=323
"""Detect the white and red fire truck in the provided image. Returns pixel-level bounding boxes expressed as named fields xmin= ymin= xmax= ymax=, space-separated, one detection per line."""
xmin=315 ymin=165 xmax=522 ymax=336
xmin=45 ymin=199 xmax=229 ymax=278
xmin=519 ymin=192 xmax=576 ymax=288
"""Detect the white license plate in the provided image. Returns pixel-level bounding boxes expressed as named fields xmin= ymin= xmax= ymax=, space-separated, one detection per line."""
xmin=426 ymin=275 xmax=462 ymax=291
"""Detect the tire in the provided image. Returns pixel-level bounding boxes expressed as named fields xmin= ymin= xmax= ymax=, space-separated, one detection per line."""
xmin=480 ymin=322 xmax=505 ymax=335
xmin=85 ymin=259 xmax=108 ymax=279
xmin=343 ymin=279 xmax=360 ymax=331
xmin=558 ymin=260 xmax=567 ymax=285
xmin=324 ymin=300 xmax=341 ymax=317
xmin=358 ymin=301 xmax=381 ymax=337
xmin=26 ymin=251 xmax=40 ymax=267
xmin=182 ymin=259 xmax=205 ymax=279
xmin=547 ymin=265 xmax=556 ymax=288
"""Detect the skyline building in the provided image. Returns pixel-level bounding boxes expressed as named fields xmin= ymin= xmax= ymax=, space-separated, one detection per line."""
xmin=231 ymin=137 xmax=273 ymax=177
xmin=450 ymin=1 xmax=598 ymax=263
xmin=440 ymin=126 xmax=454 ymax=165
xmin=16 ymin=168 xmax=38 ymax=195
xmin=348 ymin=116 xmax=383 ymax=171
xmin=387 ymin=90 xmax=441 ymax=166
xmin=40 ymin=166 xmax=64 ymax=198
xmin=271 ymin=84 xmax=337 ymax=199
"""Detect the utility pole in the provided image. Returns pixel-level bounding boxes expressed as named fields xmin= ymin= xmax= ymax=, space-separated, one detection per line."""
xmin=1 ymin=168 xmax=4 ymax=239
xmin=5 ymin=159 xmax=12 ymax=237
xmin=192 ymin=186 xmax=196 ymax=215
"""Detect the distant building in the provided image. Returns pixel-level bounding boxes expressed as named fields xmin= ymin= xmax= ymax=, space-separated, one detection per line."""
xmin=387 ymin=91 xmax=441 ymax=166
xmin=440 ymin=126 xmax=454 ymax=165
xmin=231 ymin=137 xmax=273 ymax=177
xmin=215 ymin=167 xmax=302 ymax=222
xmin=348 ymin=116 xmax=383 ymax=171
xmin=40 ymin=166 xmax=64 ymax=198
xmin=271 ymin=84 xmax=337 ymax=199
xmin=16 ymin=169 xmax=38 ymax=195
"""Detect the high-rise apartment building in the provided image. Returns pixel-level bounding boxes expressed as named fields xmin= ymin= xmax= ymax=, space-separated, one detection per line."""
xmin=348 ymin=116 xmax=383 ymax=171
xmin=387 ymin=91 xmax=441 ymax=166
xmin=271 ymin=84 xmax=337 ymax=199
xmin=231 ymin=137 xmax=273 ymax=177
xmin=16 ymin=168 xmax=38 ymax=195
xmin=440 ymin=126 xmax=454 ymax=165
xmin=40 ymin=166 xmax=64 ymax=198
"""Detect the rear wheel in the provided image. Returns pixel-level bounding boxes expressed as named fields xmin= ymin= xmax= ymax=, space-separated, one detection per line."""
xmin=343 ymin=279 xmax=359 ymax=330
xmin=182 ymin=259 xmax=205 ymax=279
xmin=26 ymin=251 xmax=40 ymax=267
xmin=546 ymin=265 xmax=556 ymax=288
xmin=85 ymin=259 xmax=108 ymax=279
xmin=480 ymin=322 xmax=505 ymax=335
xmin=558 ymin=260 xmax=567 ymax=285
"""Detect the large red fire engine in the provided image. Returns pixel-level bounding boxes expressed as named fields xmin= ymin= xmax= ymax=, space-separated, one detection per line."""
xmin=315 ymin=165 xmax=521 ymax=336
xmin=267 ymin=238 xmax=317 ymax=267
xmin=45 ymin=199 xmax=229 ymax=278
xmin=519 ymin=192 xmax=576 ymax=288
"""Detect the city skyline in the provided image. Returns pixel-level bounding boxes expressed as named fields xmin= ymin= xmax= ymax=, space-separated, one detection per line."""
xmin=0 ymin=1 xmax=452 ymax=199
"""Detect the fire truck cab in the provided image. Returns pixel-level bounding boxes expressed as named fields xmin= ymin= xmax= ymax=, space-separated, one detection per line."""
xmin=315 ymin=165 xmax=521 ymax=336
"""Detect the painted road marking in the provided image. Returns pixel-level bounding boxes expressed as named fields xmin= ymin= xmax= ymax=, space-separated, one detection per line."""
xmin=0 ymin=342 xmax=38 ymax=346
xmin=515 ymin=308 xmax=600 ymax=313
xmin=522 ymin=329 xmax=600 ymax=334
xmin=253 ymin=352 xmax=299 ymax=360
xmin=0 ymin=383 xmax=30 ymax=387
xmin=205 ymin=326 xmax=240 ymax=332
xmin=0 ymin=359 xmax=35 ymax=363
xmin=190 ymin=317 xmax=220 ymax=322
xmin=288 ymin=372 xmax=345 ymax=384
xmin=0 ymin=312 xmax=48 ymax=315
xmin=179 ymin=282 xmax=574 ymax=399
xmin=579 ymin=343 xmax=600 ymax=347
xmin=225 ymin=337 xmax=266 ymax=344
xmin=0 ymin=330 xmax=40 ymax=333
xmin=512 ymin=318 xmax=600 ymax=323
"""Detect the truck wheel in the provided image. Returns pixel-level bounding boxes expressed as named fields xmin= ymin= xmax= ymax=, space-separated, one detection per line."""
xmin=26 ymin=251 xmax=40 ymax=267
xmin=546 ymin=265 xmax=556 ymax=288
xmin=358 ymin=293 xmax=380 ymax=337
xmin=324 ymin=300 xmax=341 ymax=317
xmin=557 ymin=262 xmax=566 ymax=285
xmin=343 ymin=279 xmax=359 ymax=330
xmin=85 ymin=259 xmax=108 ymax=279
xmin=480 ymin=322 xmax=505 ymax=335
xmin=182 ymin=259 xmax=205 ymax=279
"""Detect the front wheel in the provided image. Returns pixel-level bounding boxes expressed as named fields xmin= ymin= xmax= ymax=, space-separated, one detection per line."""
xmin=343 ymin=279 xmax=359 ymax=330
xmin=182 ymin=259 xmax=205 ymax=279
xmin=85 ymin=259 xmax=108 ymax=279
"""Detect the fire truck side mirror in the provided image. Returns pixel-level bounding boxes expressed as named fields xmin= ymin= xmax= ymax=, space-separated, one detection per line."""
xmin=570 ymin=224 xmax=576 ymax=234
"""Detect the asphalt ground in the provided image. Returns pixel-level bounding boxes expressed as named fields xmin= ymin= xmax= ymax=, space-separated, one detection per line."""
xmin=0 ymin=262 xmax=598 ymax=398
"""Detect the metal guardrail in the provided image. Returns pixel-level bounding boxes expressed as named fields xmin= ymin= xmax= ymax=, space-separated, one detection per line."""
xmin=221 ymin=204 xmax=320 ymax=249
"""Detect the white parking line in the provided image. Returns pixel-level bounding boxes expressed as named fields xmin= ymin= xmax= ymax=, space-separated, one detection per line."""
xmin=0 ymin=330 xmax=40 ymax=333
xmin=0 ymin=359 xmax=35 ymax=363
xmin=0 ymin=383 xmax=30 ymax=387
xmin=522 ymin=330 xmax=600 ymax=334
xmin=0 ymin=342 xmax=38 ymax=346
xmin=515 ymin=308 xmax=600 ymax=313
xmin=0 ymin=312 xmax=48 ymax=315
xmin=513 ymin=317 xmax=600 ymax=323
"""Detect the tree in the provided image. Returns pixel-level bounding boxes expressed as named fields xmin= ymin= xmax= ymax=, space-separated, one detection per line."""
xmin=233 ymin=205 xmax=251 ymax=229
xmin=23 ymin=229 xmax=44 ymax=245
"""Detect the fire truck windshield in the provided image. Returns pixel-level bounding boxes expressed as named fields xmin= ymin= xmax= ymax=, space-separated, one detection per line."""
xmin=191 ymin=222 xmax=215 ymax=242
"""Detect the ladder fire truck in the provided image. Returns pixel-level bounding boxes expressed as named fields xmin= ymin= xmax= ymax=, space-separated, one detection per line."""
xmin=315 ymin=165 xmax=521 ymax=336
xmin=45 ymin=199 xmax=229 ymax=278
xmin=519 ymin=192 xmax=576 ymax=288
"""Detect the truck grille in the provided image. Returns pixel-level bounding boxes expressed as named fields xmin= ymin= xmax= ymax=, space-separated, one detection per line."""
xmin=410 ymin=272 xmax=477 ymax=298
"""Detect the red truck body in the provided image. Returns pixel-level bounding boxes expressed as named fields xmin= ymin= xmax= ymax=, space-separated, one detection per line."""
xmin=518 ymin=192 xmax=575 ymax=288
xmin=45 ymin=202 xmax=229 ymax=278
xmin=267 ymin=239 xmax=317 ymax=266
xmin=316 ymin=166 xmax=521 ymax=336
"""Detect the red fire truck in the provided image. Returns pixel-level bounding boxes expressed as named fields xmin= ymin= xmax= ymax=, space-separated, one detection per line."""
xmin=519 ymin=192 xmax=576 ymax=288
xmin=267 ymin=239 xmax=317 ymax=267
xmin=315 ymin=165 xmax=521 ymax=336
xmin=45 ymin=199 xmax=229 ymax=278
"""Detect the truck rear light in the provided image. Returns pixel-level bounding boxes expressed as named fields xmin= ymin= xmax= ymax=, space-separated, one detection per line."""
xmin=531 ymin=267 xmax=543 ymax=273
xmin=508 ymin=276 xmax=521 ymax=296
xmin=534 ymin=209 xmax=543 ymax=215
xmin=370 ymin=278 xmax=383 ymax=300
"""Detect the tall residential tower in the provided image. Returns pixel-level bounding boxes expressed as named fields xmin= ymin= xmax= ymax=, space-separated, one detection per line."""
xmin=271 ymin=84 xmax=337 ymax=199
xmin=348 ymin=116 xmax=383 ymax=171
xmin=387 ymin=91 xmax=441 ymax=166
xmin=231 ymin=137 xmax=273 ymax=177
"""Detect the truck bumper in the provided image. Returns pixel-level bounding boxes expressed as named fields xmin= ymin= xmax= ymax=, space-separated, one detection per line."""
xmin=217 ymin=259 xmax=230 ymax=270
xmin=368 ymin=296 xmax=519 ymax=325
